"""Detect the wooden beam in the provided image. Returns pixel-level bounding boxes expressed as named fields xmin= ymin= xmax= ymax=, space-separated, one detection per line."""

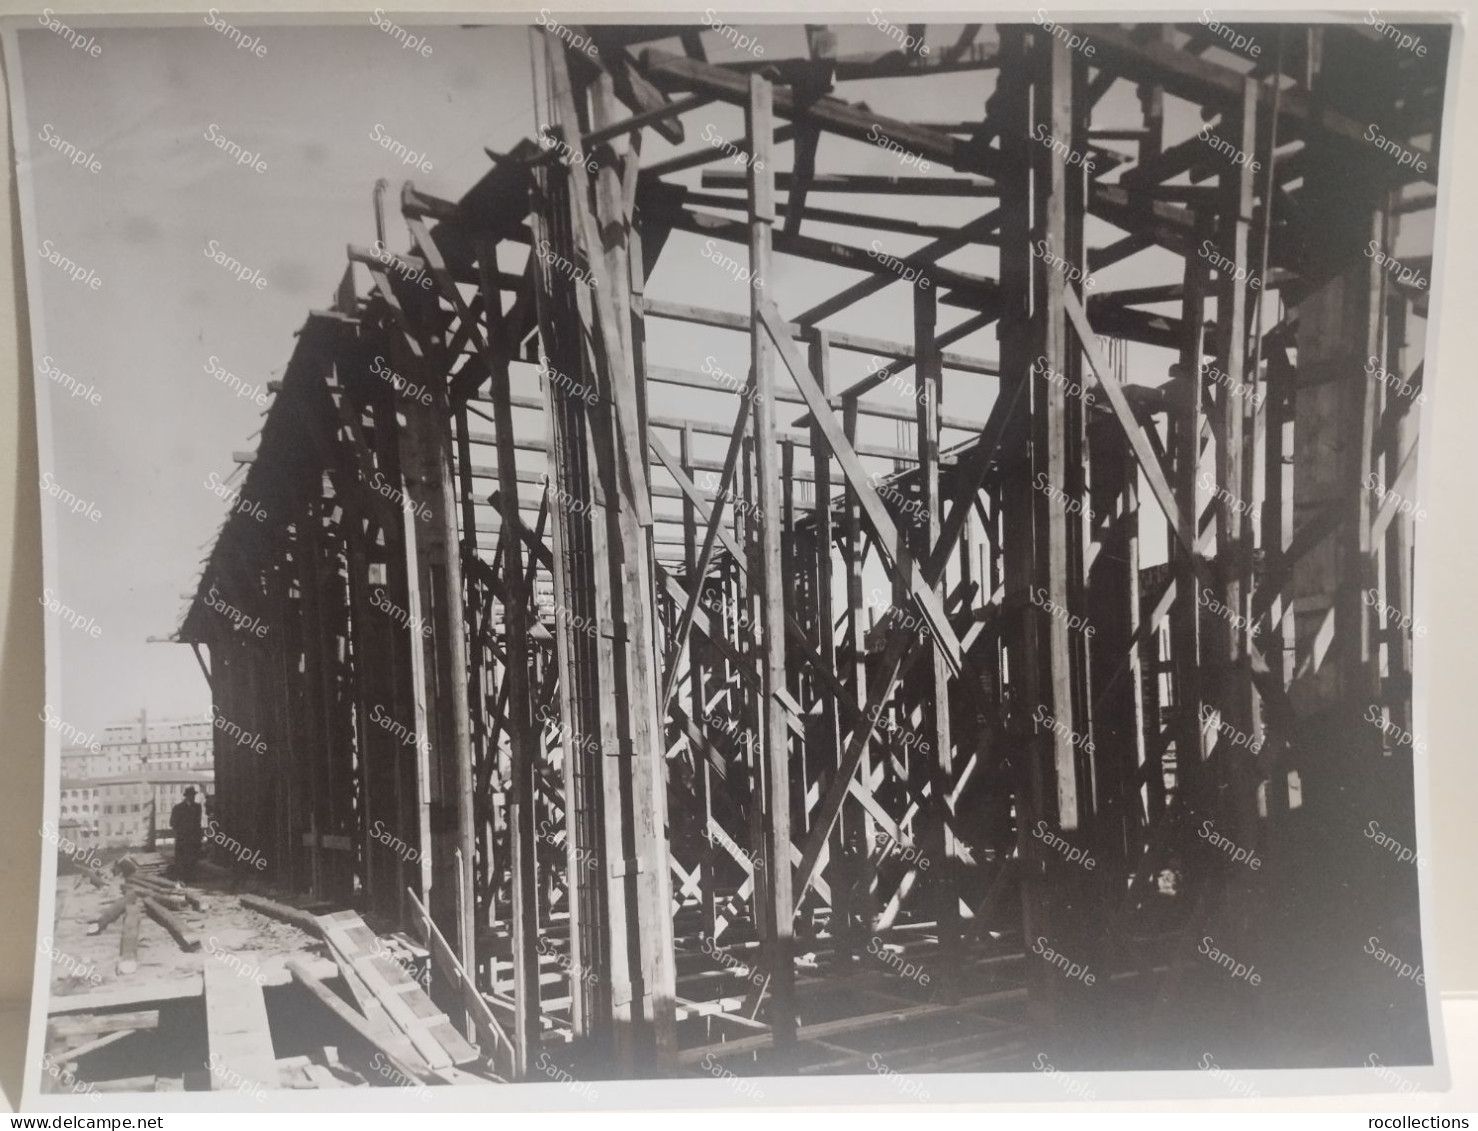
xmin=641 ymin=49 xmax=979 ymax=173
xmin=287 ymin=959 xmax=429 ymax=1085
xmin=760 ymin=301 xmax=966 ymax=677
xmin=748 ymin=73 xmax=797 ymax=1059
xmin=204 ymin=956 xmax=277 ymax=1094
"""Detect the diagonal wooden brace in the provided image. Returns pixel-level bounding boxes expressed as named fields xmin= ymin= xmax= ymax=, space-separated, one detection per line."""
xmin=759 ymin=300 xmax=965 ymax=677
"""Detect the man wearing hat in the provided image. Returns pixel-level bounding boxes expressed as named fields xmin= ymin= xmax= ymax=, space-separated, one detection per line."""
xmin=170 ymin=785 xmax=204 ymax=881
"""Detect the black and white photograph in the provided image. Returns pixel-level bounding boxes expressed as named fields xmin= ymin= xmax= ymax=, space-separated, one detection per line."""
xmin=5 ymin=6 xmax=1461 ymax=1111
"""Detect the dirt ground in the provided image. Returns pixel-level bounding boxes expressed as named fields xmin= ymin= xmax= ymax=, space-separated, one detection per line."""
xmin=46 ymin=853 xmax=324 ymax=1004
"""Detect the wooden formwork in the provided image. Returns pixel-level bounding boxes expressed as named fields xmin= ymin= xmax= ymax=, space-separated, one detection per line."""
xmin=178 ymin=19 xmax=1445 ymax=1079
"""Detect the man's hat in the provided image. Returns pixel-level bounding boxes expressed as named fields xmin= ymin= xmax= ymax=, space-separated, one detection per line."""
xmin=184 ymin=786 xmax=197 ymax=797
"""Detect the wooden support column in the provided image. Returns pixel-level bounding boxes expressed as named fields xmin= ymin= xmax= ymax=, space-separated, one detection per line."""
xmin=1172 ymin=219 xmax=1210 ymax=784
xmin=841 ymin=393 xmax=878 ymax=938
xmin=542 ymin=37 xmax=678 ymax=1070
xmin=681 ymin=425 xmax=718 ymax=941
xmin=999 ymin=26 xmax=1086 ymax=1039
xmin=913 ymin=286 xmax=957 ymax=954
xmin=747 ymin=72 xmax=796 ymax=1057
xmin=390 ymin=317 xmax=477 ymax=1019
xmin=1208 ymin=77 xmax=1260 ymax=870
xmin=812 ymin=333 xmax=856 ymax=963
xmin=478 ymin=238 xmax=541 ymax=1078
xmin=593 ymin=71 xmax=679 ymax=1072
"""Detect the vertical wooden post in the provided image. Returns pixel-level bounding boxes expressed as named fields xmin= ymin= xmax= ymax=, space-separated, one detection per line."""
xmin=478 ymin=237 xmax=542 ymax=1078
xmin=682 ymin=424 xmax=718 ymax=941
xmin=841 ymin=393 xmax=877 ymax=938
xmin=748 ymin=72 xmax=796 ymax=1056
xmin=1173 ymin=221 xmax=1209 ymax=778
xmin=913 ymin=285 xmax=957 ymax=953
xmin=811 ymin=332 xmax=854 ymax=962
xmin=1209 ymin=77 xmax=1261 ymax=866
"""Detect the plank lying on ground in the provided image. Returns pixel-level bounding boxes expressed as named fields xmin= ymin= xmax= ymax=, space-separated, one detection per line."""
xmin=141 ymin=896 xmax=199 ymax=952
xmin=90 ymin=1075 xmax=157 ymax=1093
xmin=316 ymin=912 xmax=454 ymax=1068
xmin=49 ymin=958 xmax=341 ymax=1015
xmin=118 ymin=899 xmax=142 ymax=974
xmin=115 ymin=854 xmax=167 ymax=877
xmin=318 ymin=911 xmax=478 ymax=1067
xmin=58 ymin=1027 xmax=136 ymax=1064
xmin=127 ymin=874 xmax=203 ymax=908
xmin=286 ymin=959 xmax=429 ymax=1086
xmin=204 ymin=956 xmax=278 ymax=1093
xmin=90 ymin=895 xmax=131 ymax=935
xmin=129 ymin=887 xmax=187 ymax=911
xmin=321 ymin=950 xmax=432 ymax=1076
xmin=48 ymin=1011 xmax=159 ymax=1042
xmin=238 ymin=893 xmax=324 ymax=937
xmin=50 ymin=980 xmax=202 ymax=1014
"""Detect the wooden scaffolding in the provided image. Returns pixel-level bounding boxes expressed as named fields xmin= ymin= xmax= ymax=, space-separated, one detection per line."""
xmin=177 ymin=18 xmax=1444 ymax=1081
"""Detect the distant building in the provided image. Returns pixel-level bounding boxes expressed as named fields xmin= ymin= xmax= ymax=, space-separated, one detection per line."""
xmin=58 ymin=779 xmax=100 ymax=843
xmin=61 ymin=709 xmax=213 ymax=781
xmin=91 ymin=770 xmax=214 ymax=849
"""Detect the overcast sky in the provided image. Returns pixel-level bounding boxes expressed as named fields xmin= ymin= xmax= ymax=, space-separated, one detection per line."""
xmin=13 ymin=16 xmax=1283 ymax=737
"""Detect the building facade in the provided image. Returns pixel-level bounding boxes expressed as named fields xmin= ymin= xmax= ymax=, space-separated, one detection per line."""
xmin=92 ymin=770 xmax=214 ymax=849
xmin=58 ymin=710 xmax=214 ymax=846
xmin=60 ymin=710 xmax=213 ymax=781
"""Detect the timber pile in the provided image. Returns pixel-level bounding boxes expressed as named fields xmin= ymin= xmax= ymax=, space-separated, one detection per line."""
xmin=84 ymin=856 xmax=208 ymax=961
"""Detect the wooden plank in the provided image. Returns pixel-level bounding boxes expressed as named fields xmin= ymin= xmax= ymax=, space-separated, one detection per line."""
xmin=471 ymin=231 xmax=541 ymax=1079
xmin=798 ymin=208 xmax=1001 ymax=325
xmin=50 ymin=978 xmax=202 ymax=1014
xmin=655 ymin=410 xmax=750 ymax=709
xmin=89 ymin=894 xmax=130 ymax=935
xmin=48 ymin=1011 xmax=158 ymax=1042
xmin=90 ymin=1075 xmax=156 ymax=1093
xmin=238 ymin=893 xmax=324 ymax=937
xmin=1088 ymin=24 xmax=1433 ymax=172
xmin=337 ymin=918 xmax=480 ymax=1065
xmin=204 ymin=957 xmax=277 ymax=1093
xmin=642 ymin=296 xmax=998 ymax=376
xmin=1037 ymin=33 xmax=1080 ymax=833
xmin=791 ymin=629 xmax=928 ymax=908
xmin=748 ymin=72 xmax=796 ymax=1058
xmin=315 ymin=914 xmax=457 ymax=1068
xmin=56 ymin=1028 xmax=135 ymax=1063
xmin=699 ymin=170 xmax=994 ymax=196
xmin=320 ymin=950 xmax=430 ymax=1075
xmin=286 ymin=959 xmax=430 ymax=1086
xmin=140 ymin=896 xmax=199 ymax=952
xmin=542 ymin=32 xmax=653 ymax=528
xmin=1063 ymin=288 xmax=1197 ymax=569
xmin=760 ymin=301 xmax=965 ymax=676
xmin=914 ymin=283 xmax=958 ymax=937
xmin=641 ymin=49 xmax=971 ymax=171
xmin=119 ymin=899 xmax=141 ymax=975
